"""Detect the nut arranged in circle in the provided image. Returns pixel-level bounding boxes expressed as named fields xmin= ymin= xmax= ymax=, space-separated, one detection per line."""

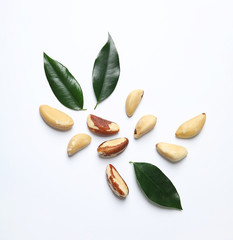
xmin=67 ymin=133 xmax=91 ymax=156
xmin=125 ymin=89 xmax=144 ymax=117
xmin=39 ymin=105 xmax=74 ymax=130
xmin=40 ymin=32 xmax=208 ymax=209
xmin=97 ymin=137 xmax=129 ymax=157
xmin=87 ymin=114 xmax=120 ymax=135
xmin=106 ymin=164 xmax=129 ymax=198
xmin=156 ymin=142 xmax=188 ymax=162
xmin=134 ymin=115 xmax=157 ymax=139
xmin=176 ymin=113 xmax=206 ymax=139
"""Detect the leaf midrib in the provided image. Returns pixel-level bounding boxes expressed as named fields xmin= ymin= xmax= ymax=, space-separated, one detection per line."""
xmin=135 ymin=164 xmax=171 ymax=198
xmin=47 ymin=58 xmax=82 ymax=108
xmin=97 ymin=43 xmax=110 ymax=101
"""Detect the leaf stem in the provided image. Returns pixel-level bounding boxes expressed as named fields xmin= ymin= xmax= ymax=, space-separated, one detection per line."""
xmin=129 ymin=161 xmax=134 ymax=164
xmin=94 ymin=102 xmax=99 ymax=110
xmin=82 ymin=108 xmax=87 ymax=111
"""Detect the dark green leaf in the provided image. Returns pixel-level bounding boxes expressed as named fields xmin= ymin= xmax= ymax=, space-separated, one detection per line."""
xmin=130 ymin=162 xmax=182 ymax=210
xmin=43 ymin=52 xmax=84 ymax=110
xmin=92 ymin=33 xmax=120 ymax=109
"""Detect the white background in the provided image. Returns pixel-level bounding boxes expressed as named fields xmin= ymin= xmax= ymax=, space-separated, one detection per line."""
xmin=1 ymin=0 xmax=233 ymax=239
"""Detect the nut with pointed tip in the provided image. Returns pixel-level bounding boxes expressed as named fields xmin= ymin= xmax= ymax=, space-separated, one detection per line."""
xmin=39 ymin=105 xmax=74 ymax=130
xmin=97 ymin=137 xmax=129 ymax=157
xmin=176 ymin=113 xmax=206 ymax=138
xmin=87 ymin=114 xmax=120 ymax=135
xmin=67 ymin=133 xmax=91 ymax=156
xmin=156 ymin=142 xmax=188 ymax=162
xmin=134 ymin=115 xmax=157 ymax=139
xmin=125 ymin=89 xmax=144 ymax=117
xmin=106 ymin=164 xmax=129 ymax=198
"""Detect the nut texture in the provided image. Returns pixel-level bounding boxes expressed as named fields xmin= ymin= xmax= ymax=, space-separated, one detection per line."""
xmin=97 ymin=137 xmax=129 ymax=157
xmin=156 ymin=142 xmax=188 ymax=162
xmin=87 ymin=114 xmax=120 ymax=135
xmin=125 ymin=89 xmax=144 ymax=117
xmin=67 ymin=133 xmax=91 ymax=156
xmin=39 ymin=105 xmax=74 ymax=130
xmin=176 ymin=113 xmax=206 ymax=138
xmin=134 ymin=115 xmax=157 ymax=139
xmin=106 ymin=164 xmax=129 ymax=198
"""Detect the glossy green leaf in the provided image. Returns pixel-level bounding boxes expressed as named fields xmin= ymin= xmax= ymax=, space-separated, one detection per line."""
xmin=44 ymin=52 xmax=84 ymax=110
xmin=130 ymin=162 xmax=182 ymax=210
xmin=92 ymin=33 xmax=120 ymax=109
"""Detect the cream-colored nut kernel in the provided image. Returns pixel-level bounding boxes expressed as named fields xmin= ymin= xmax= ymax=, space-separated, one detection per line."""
xmin=39 ymin=105 xmax=74 ymax=130
xmin=106 ymin=164 xmax=129 ymax=198
xmin=134 ymin=115 xmax=157 ymax=139
xmin=156 ymin=142 xmax=188 ymax=162
xmin=125 ymin=89 xmax=144 ymax=117
xmin=97 ymin=137 xmax=129 ymax=157
xmin=67 ymin=133 xmax=91 ymax=156
xmin=176 ymin=113 xmax=206 ymax=138
xmin=87 ymin=114 xmax=120 ymax=135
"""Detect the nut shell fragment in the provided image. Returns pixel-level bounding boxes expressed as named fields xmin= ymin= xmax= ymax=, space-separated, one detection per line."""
xmin=125 ymin=89 xmax=144 ymax=117
xmin=106 ymin=164 xmax=129 ymax=198
xmin=176 ymin=113 xmax=206 ymax=138
xmin=67 ymin=133 xmax=91 ymax=156
xmin=134 ymin=115 xmax=157 ymax=139
xmin=97 ymin=137 xmax=129 ymax=157
xmin=39 ymin=105 xmax=74 ymax=130
xmin=156 ymin=142 xmax=188 ymax=162
xmin=87 ymin=114 xmax=120 ymax=135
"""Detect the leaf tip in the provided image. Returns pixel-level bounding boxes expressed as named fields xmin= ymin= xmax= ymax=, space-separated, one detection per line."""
xmin=43 ymin=52 xmax=50 ymax=63
xmin=173 ymin=199 xmax=183 ymax=210
xmin=178 ymin=203 xmax=183 ymax=210
xmin=107 ymin=32 xmax=114 ymax=43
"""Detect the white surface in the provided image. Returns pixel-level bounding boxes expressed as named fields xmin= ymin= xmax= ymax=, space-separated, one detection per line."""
xmin=1 ymin=0 xmax=233 ymax=239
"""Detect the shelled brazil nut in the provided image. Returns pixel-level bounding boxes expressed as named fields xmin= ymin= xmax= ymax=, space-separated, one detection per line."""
xmin=134 ymin=115 xmax=157 ymax=139
xmin=39 ymin=105 xmax=74 ymax=130
xmin=125 ymin=89 xmax=144 ymax=117
xmin=156 ymin=142 xmax=188 ymax=162
xmin=176 ymin=113 xmax=206 ymax=138
xmin=67 ymin=134 xmax=92 ymax=156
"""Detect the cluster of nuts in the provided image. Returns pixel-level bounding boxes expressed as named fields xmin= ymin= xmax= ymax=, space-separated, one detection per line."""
xmin=39 ymin=89 xmax=206 ymax=199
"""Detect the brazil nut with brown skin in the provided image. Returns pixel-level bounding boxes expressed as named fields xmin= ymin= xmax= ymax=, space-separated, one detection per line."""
xmin=106 ymin=164 xmax=129 ymax=198
xmin=87 ymin=114 xmax=120 ymax=135
xmin=97 ymin=137 xmax=129 ymax=157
